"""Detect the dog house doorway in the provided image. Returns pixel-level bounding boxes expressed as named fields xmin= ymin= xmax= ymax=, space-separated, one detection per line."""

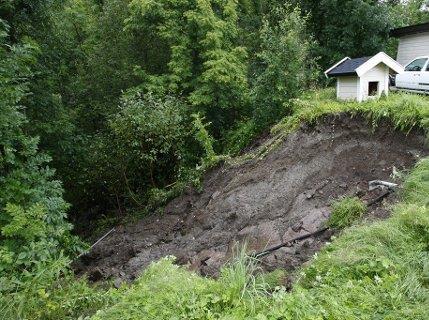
xmin=368 ymin=81 xmax=379 ymax=96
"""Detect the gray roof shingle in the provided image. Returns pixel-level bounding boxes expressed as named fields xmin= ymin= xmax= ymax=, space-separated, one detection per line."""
xmin=326 ymin=56 xmax=372 ymax=77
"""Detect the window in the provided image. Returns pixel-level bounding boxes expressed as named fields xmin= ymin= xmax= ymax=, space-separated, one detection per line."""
xmin=405 ymin=58 xmax=428 ymax=72
xmin=368 ymin=82 xmax=379 ymax=96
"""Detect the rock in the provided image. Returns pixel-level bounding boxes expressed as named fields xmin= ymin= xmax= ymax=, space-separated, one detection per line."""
xmin=88 ymin=268 xmax=104 ymax=282
xmin=211 ymin=191 xmax=221 ymax=200
xmin=113 ymin=278 xmax=123 ymax=289
xmin=305 ymin=191 xmax=314 ymax=199
xmin=291 ymin=221 xmax=303 ymax=232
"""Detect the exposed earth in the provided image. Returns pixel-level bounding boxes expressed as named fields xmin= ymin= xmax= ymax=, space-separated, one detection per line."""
xmin=75 ymin=115 xmax=428 ymax=283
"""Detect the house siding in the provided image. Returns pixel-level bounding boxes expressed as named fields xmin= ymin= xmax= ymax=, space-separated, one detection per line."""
xmin=397 ymin=31 xmax=429 ymax=65
xmin=337 ymin=76 xmax=359 ymax=101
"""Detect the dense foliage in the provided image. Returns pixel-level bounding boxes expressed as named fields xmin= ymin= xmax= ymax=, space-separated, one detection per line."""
xmin=0 ymin=20 xmax=84 ymax=318
xmin=92 ymin=92 xmax=191 ymax=208
xmin=296 ymin=0 xmax=429 ymax=68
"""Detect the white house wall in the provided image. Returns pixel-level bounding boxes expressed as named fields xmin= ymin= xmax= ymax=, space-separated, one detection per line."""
xmin=397 ymin=31 xmax=429 ymax=65
xmin=337 ymin=76 xmax=359 ymax=101
xmin=359 ymin=63 xmax=389 ymax=100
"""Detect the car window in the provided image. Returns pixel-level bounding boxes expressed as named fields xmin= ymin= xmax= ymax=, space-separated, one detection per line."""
xmin=405 ymin=58 xmax=428 ymax=72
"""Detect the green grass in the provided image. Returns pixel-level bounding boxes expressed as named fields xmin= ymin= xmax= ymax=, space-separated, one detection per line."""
xmin=234 ymin=89 xmax=429 ymax=161
xmin=328 ymin=196 xmax=367 ymax=228
xmin=87 ymin=92 xmax=429 ymax=320
xmin=91 ymin=252 xmax=274 ymax=320
xmin=0 ymin=258 xmax=113 ymax=320
xmin=273 ymin=89 xmax=429 ymax=135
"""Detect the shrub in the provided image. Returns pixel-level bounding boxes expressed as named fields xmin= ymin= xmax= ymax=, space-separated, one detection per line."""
xmin=87 ymin=91 xmax=190 ymax=208
xmin=223 ymin=119 xmax=258 ymax=155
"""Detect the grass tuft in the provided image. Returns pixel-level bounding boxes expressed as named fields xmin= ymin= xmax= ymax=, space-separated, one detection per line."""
xmin=328 ymin=196 xmax=367 ymax=228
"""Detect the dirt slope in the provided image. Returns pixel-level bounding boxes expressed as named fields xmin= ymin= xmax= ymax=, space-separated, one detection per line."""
xmin=76 ymin=115 xmax=428 ymax=282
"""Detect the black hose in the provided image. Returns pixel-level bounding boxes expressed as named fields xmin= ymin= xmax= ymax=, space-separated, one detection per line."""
xmin=252 ymin=227 xmax=329 ymax=259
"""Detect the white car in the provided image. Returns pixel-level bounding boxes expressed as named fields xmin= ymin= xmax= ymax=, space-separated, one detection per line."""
xmin=396 ymin=56 xmax=429 ymax=93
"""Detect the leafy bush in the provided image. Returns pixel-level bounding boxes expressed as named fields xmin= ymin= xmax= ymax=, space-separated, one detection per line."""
xmin=191 ymin=114 xmax=216 ymax=163
xmin=0 ymin=20 xmax=80 ymax=283
xmin=85 ymin=91 xmax=190 ymax=208
xmin=191 ymin=113 xmax=227 ymax=170
xmin=223 ymin=119 xmax=258 ymax=155
xmin=328 ymin=196 xmax=367 ymax=228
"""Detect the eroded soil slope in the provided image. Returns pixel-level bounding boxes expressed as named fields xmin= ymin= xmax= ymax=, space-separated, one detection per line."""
xmin=76 ymin=115 xmax=428 ymax=282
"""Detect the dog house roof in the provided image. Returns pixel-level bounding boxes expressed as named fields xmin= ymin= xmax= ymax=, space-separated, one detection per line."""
xmin=325 ymin=56 xmax=372 ymax=77
xmin=324 ymin=52 xmax=404 ymax=78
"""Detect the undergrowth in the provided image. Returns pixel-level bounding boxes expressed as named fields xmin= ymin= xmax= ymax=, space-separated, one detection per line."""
xmin=0 ymin=257 xmax=113 ymax=320
xmin=274 ymin=89 xmax=429 ymax=135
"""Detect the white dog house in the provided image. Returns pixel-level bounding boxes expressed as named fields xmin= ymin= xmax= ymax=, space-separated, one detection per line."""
xmin=325 ymin=52 xmax=403 ymax=102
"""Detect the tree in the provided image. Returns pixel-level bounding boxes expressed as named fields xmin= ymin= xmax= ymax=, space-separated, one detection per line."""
xmin=297 ymin=0 xmax=393 ymax=69
xmin=252 ymin=4 xmax=314 ymax=127
xmin=389 ymin=0 xmax=429 ymax=26
xmin=0 ymin=21 xmax=79 ymax=291
xmin=126 ymin=0 xmax=250 ymax=137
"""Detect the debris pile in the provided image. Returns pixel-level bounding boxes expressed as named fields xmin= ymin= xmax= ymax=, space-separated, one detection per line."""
xmin=75 ymin=115 xmax=427 ymax=282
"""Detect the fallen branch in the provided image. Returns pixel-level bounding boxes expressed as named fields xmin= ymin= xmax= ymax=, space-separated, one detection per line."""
xmin=78 ymin=228 xmax=116 ymax=258
xmin=252 ymin=227 xmax=329 ymax=259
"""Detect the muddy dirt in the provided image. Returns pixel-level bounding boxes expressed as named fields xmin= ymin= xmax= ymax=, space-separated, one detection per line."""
xmin=75 ymin=115 xmax=428 ymax=283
